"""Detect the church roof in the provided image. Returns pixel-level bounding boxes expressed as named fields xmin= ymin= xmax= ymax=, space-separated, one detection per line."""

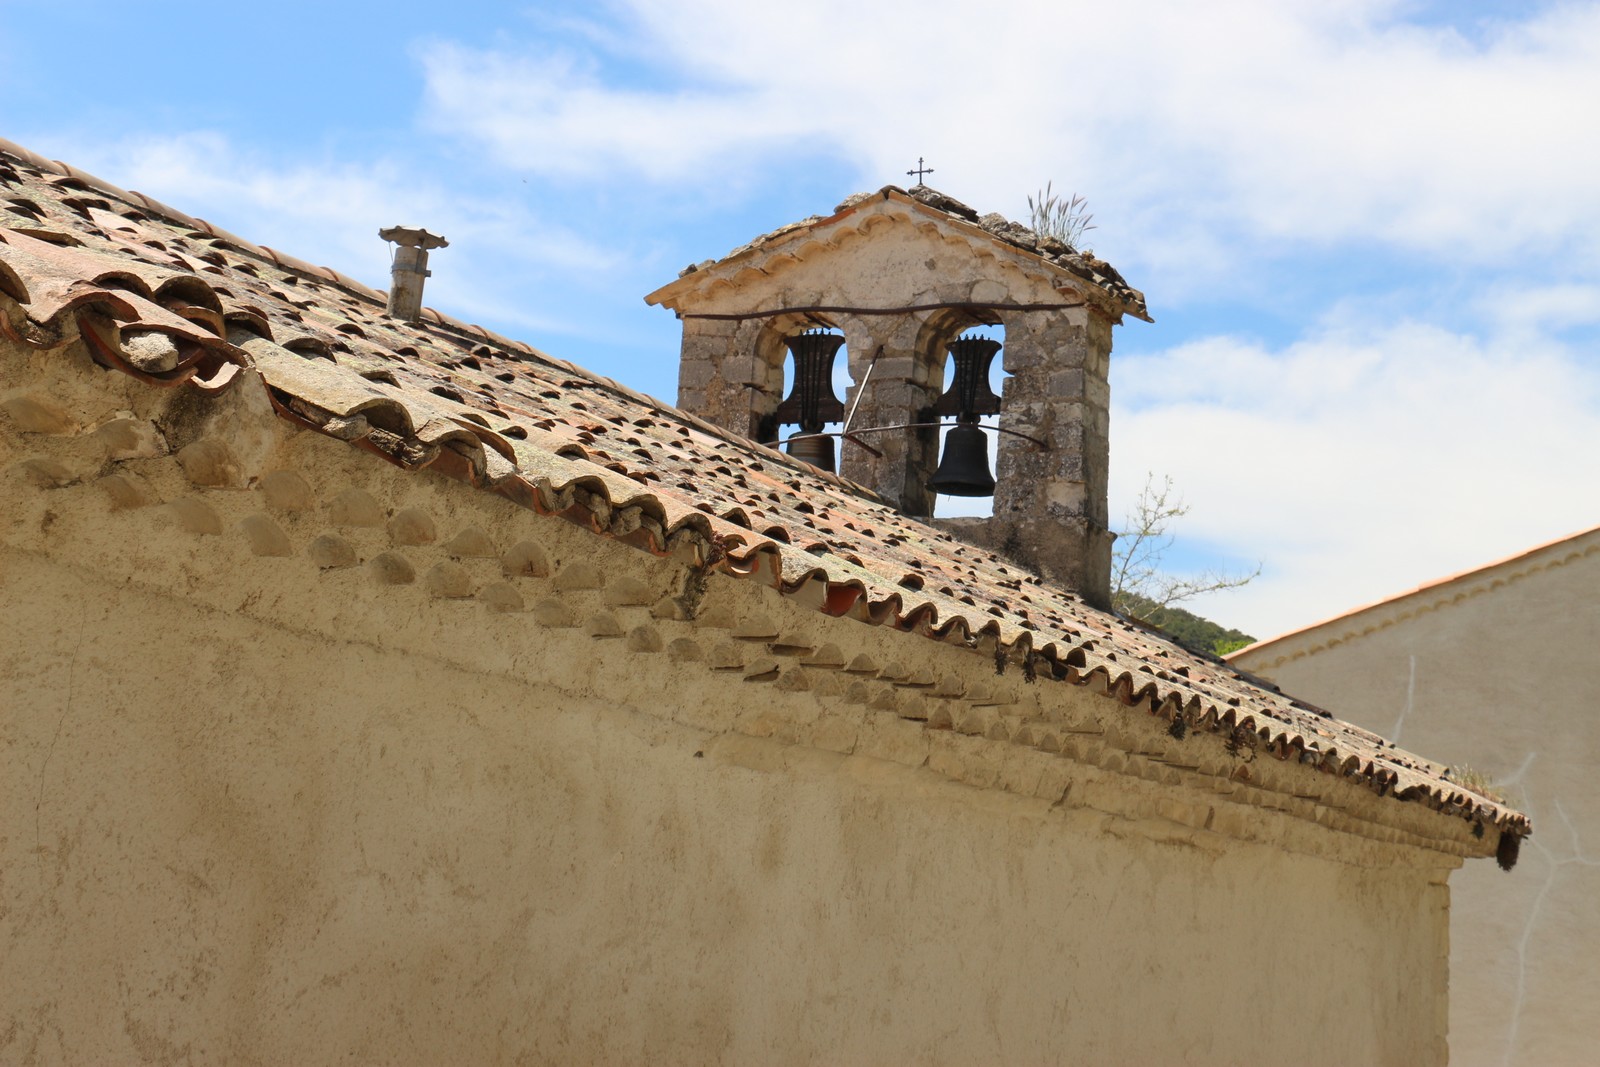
xmin=645 ymin=184 xmax=1152 ymax=323
xmin=0 ymin=137 xmax=1526 ymax=849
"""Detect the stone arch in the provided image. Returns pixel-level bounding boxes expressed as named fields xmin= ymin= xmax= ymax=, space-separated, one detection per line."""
xmin=913 ymin=305 xmax=993 ymax=366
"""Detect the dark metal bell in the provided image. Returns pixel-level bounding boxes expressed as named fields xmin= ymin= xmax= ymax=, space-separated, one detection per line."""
xmin=776 ymin=329 xmax=845 ymax=474
xmin=929 ymin=423 xmax=995 ymax=497
xmin=775 ymin=330 xmax=847 ymax=429
xmin=786 ymin=432 xmax=836 ymax=473
xmin=934 ymin=336 xmax=1002 ymax=420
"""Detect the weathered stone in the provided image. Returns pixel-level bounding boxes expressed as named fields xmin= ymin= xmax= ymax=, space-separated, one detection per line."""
xmin=477 ymin=582 xmax=525 ymax=613
xmin=122 ymin=330 xmax=180 ymax=373
xmin=387 ymin=507 xmax=437 ymax=546
xmin=425 ymin=562 xmax=475 ymax=599
xmin=308 ymin=533 xmax=357 ymax=568
xmin=166 ymin=497 xmax=222 ymax=536
xmin=3 ymin=394 xmax=76 ymax=435
xmin=329 ymin=488 xmax=384 ymax=527
xmin=444 ymin=527 xmax=497 ymax=559
xmin=177 ymin=439 xmax=245 ymax=488
xmin=94 ymin=417 xmax=165 ymax=460
xmin=259 ymin=470 xmax=316 ymax=512
xmin=650 ymin=191 xmax=1127 ymax=603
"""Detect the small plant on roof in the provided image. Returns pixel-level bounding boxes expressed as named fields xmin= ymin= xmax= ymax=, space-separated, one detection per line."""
xmin=1027 ymin=181 xmax=1096 ymax=251
xmin=1447 ymin=763 xmax=1512 ymax=806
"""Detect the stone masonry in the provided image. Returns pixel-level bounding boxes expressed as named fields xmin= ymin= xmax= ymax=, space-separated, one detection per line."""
xmin=645 ymin=186 xmax=1146 ymax=609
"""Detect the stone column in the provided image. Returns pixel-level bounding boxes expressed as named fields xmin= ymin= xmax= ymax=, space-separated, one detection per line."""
xmin=676 ymin=317 xmax=780 ymax=441
xmin=837 ymin=314 xmax=942 ymax=515
xmin=988 ymin=306 xmax=1115 ymax=608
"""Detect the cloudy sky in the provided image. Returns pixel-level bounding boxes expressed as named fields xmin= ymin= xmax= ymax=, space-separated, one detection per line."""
xmin=5 ymin=0 xmax=1598 ymax=639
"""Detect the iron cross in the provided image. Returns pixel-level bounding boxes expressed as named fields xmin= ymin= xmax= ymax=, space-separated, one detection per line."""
xmin=906 ymin=157 xmax=934 ymax=183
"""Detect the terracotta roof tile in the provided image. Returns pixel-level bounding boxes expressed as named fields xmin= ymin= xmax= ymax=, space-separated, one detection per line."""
xmin=0 ymin=137 xmax=1527 ymax=845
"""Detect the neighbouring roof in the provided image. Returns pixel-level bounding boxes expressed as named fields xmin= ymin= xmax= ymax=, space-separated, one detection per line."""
xmin=646 ymin=184 xmax=1152 ymax=323
xmin=1231 ymin=523 xmax=1600 ymax=668
xmin=0 ymin=137 xmax=1526 ymax=844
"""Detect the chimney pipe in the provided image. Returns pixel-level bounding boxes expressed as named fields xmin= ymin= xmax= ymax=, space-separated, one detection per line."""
xmin=379 ymin=226 xmax=448 ymax=322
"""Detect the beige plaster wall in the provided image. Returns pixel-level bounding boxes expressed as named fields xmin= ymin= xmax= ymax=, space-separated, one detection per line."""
xmin=4 ymin=549 xmax=1450 ymax=1066
xmin=1 ymin=345 xmax=1462 ymax=1065
xmin=1233 ymin=539 xmax=1600 ymax=1067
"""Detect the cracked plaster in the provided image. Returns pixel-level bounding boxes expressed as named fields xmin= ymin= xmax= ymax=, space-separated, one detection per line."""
xmin=1234 ymin=534 xmax=1600 ymax=1065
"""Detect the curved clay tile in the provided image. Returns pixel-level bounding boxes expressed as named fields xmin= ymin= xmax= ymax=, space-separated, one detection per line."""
xmin=0 ymin=141 xmax=1528 ymax=842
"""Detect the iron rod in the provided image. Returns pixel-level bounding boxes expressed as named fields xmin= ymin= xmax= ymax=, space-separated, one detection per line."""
xmin=681 ymin=300 xmax=1085 ymax=322
xmin=774 ymin=422 xmax=1046 ymax=448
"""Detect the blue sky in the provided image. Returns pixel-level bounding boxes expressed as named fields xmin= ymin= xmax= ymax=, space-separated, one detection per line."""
xmin=5 ymin=0 xmax=1599 ymax=638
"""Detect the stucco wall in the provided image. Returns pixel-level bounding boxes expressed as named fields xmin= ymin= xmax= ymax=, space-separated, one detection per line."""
xmin=3 ymin=548 xmax=1452 ymax=1066
xmin=1233 ymin=539 xmax=1600 ymax=1066
xmin=1 ymin=344 xmax=1465 ymax=1065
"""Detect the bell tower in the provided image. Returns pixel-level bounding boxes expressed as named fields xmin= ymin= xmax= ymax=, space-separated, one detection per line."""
xmin=644 ymin=184 xmax=1149 ymax=609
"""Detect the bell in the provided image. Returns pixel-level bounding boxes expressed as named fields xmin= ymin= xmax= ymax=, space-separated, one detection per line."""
xmin=776 ymin=330 xmax=847 ymax=429
xmin=929 ymin=423 xmax=995 ymax=497
xmin=786 ymin=432 xmax=836 ymax=473
xmin=934 ymin=336 xmax=1003 ymax=420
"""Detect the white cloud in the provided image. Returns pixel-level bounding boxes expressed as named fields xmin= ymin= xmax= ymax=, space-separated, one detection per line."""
xmin=418 ymin=44 xmax=803 ymax=182
xmin=1109 ymin=307 xmax=1600 ymax=637
xmin=416 ymin=0 xmax=1600 ymax=271
xmin=35 ymin=131 xmax=621 ymax=334
xmin=1488 ymin=284 xmax=1600 ymax=334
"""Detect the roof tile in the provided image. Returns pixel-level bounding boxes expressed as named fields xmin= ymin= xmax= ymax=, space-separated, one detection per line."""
xmin=0 ymin=137 xmax=1527 ymax=843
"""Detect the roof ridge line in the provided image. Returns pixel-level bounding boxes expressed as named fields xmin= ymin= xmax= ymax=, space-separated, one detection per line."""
xmin=0 ymin=138 xmax=883 ymax=507
xmin=1232 ymin=526 xmax=1600 ymax=666
xmin=0 ymin=137 xmax=386 ymax=304
xmin=647 ymin=185 xmax=1150 ymax=322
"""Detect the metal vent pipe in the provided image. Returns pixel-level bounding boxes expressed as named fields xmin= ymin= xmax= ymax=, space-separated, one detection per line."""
xmin=379 ymin=226 xmax=448 ymax=322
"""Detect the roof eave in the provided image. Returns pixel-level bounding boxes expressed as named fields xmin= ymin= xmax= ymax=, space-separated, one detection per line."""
xmin=1229 ymin=523 xmax=1600 ymax=665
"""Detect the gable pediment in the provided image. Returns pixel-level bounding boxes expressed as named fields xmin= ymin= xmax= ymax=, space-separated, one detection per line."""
xmin=645 ymin=187 xmax=1150 ymax=323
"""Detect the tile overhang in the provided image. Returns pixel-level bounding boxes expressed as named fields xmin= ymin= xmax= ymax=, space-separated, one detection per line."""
xmin=0 ymin=138 xmax=1527 ymax=846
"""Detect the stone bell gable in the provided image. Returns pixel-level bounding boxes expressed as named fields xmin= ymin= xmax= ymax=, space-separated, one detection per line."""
xmin=645 ymin=184 xmax=1150 ymax=609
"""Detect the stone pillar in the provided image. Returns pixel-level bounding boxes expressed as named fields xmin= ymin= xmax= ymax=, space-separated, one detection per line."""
xmin=676 ymin=317 xmax=782 ymax=441
xmin=837 ymin=314 xmax=941 ymax=515
xmin=988 ymin=306 xmax=1115 ymax=608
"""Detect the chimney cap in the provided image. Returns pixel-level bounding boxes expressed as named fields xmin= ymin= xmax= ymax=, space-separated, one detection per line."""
xmin=379 ymin=226 xmax=448 ymax=251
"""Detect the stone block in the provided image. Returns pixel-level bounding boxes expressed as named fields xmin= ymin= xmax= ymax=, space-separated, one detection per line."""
xmin=807 ymin=714 xmax=860 ymax=755
xmin=1047 ymin=369 xmax=1086 ymax=398
xmin=677 ymin=359 xmax=718 ymax=390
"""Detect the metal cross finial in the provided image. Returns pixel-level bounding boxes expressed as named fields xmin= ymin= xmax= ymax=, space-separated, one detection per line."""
xmin=906 ymin=157 xmax=934 ymax=184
